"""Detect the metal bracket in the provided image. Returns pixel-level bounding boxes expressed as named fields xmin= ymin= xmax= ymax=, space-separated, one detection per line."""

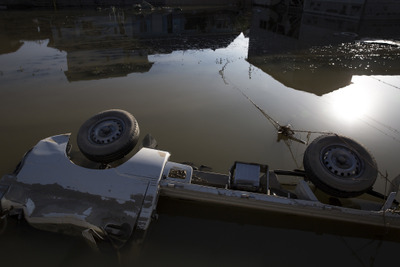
xmin=295 ymin=180 xmax=318 ymax=201
xmin=0 ymin=184 xmax=9 ymax=200
xmin=381 ymin=192 xmax=398 ymax=211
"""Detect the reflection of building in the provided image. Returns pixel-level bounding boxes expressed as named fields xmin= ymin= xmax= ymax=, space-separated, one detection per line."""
xmin=130 ymin=10 xmax=243 ymax=53
xmin=253 ymin=0 xmax=400 ymax=20
xmin=0 ymin=0 xmax=251 ymax=8
xmin=155 ymin=0 xmax=251 ymax=7
xmin=3 ymin=5 xmax=399 ymax=90
xmin=47 ymin=9 xmax=245 ymax=81
xmin=0 ymin=12 xmax=51 ymax=54
xmin=304 ymin=0 xmax=365 ymax=19
xmin=304 ymin=0 xmax=400 ymax=20
xmin=1 ymin=8 xmax=247 ymax=81
xmin=64 ymin=49 xmax=153 ymax=82
xmin=247 ymin=5 xmax=400 ymax=95
xmin=49 ymin=10 xmax=151 ymax=81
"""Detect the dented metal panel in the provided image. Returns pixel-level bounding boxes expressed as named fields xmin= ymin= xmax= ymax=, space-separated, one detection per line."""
xmin=0 ymin=134 xmax=170 ymax=245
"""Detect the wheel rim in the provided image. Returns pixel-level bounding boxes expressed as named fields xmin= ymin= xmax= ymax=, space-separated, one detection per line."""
xmin=320 ymin=145 xmax=363 ymax=178
xmin=89 ymin=118 xmax=125 ymax=145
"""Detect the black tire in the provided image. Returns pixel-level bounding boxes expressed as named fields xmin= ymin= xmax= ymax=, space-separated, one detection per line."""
xmin=303 ymin=134 xmax=377 ymax=198
xmin=77 ymin=109 xmax=139 ymax=163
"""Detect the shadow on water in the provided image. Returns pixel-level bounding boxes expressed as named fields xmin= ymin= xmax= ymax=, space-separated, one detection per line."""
xmin=1 ymin=2 xmax=400 ymax=266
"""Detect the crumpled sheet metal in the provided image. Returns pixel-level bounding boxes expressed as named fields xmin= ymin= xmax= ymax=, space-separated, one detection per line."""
xmin=0 ymin=134 xmax=170 ymax=246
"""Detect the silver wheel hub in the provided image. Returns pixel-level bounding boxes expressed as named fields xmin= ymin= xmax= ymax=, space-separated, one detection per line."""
xmin=321 ymin=145 xmax=362 ymax=177
xmin=89 ymin=118 xmax=124 ymax=144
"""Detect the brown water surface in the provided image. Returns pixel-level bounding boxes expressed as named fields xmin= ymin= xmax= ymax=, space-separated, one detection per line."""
xmin=1 ymin=6 xmax=400 ymax=266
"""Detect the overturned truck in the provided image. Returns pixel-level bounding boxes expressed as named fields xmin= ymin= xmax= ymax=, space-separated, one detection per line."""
xmin=1 ymin=109 xmax=399 ymax=248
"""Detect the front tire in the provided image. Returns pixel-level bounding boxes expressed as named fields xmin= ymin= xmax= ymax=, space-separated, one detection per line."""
xmin=77 ymin=109 xmax=140 ymax=163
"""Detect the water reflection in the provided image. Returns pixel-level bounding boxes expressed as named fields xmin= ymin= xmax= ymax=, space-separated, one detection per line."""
xmin=2 ymin=5 xmax=398 ymax=95
xmin=1 ymin=5 xmax=399 ymax=201
xmin=328 ymin=79 xmax=372 ymax=122
xmin=2 ymin=6 xmax=399 ymax=95
xmin=248 ymin=5 xmax=400 ymax=95
xmin=0 ymin=4 xmax=400 ymax=267
xmin=49 ymin=8 xmax=245 ymax=81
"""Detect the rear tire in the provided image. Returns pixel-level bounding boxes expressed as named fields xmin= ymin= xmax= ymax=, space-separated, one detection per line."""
xmin=303 ymin=134 xmax=377 ymax=198
xmin=77 ymin=109 xmax=139 ymax=163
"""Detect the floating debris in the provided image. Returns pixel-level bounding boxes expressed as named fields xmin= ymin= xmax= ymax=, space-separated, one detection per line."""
xmin=278 ymin=124 xmax=306 ymax=144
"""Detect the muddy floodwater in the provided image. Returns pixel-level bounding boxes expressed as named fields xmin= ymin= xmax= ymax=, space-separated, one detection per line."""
xmin=1 ymin=4 xmax=400 ymax=266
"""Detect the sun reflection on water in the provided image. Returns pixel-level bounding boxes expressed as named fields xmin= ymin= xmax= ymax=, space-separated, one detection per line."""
xmin=325 ymin=77 xmax=373 ymax=123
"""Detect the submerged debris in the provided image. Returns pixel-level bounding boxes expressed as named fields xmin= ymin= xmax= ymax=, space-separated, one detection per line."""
xmin=278 ymin=124 xmax=294 ymax=137
xmin=278 ymin=124 xmax=306 ymax=144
